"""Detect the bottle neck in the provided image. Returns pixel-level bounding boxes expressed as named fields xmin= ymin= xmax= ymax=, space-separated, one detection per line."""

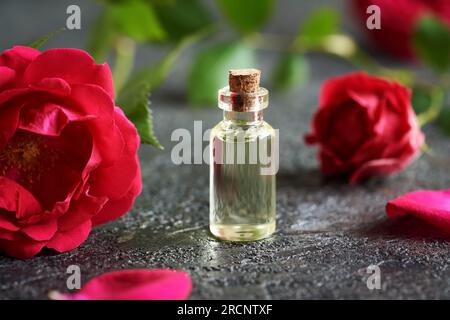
xmin=223 ymin=110 xmax=263 ymax=125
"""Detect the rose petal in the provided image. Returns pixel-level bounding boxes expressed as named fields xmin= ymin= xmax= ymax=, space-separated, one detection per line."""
xmin=350 ymin=132 xmax=423 ymax=183
xmin=91 ymin=165 xmax=142 ymax=226
xmin=46 ymin=220 xmax=92 ymax=253
xmin=0 ymin=234 xmax=46 ymax=259
xmin=0 ymin=66 xmax=16 ymax=89
xmin=325 ymin=102 xmax=371 ymax=160
xmin=23 ymin=48 xmax=114 ymax=99
xmin=18 ymin=100 xmax=97 ymax=137
xmin=386 ymin=189 xmax=450 ymax=235
xmin=0 ymin=229 xmax=20 ymax=241
xmin=0 ymin=104 xmax=21 ymax=149
xmin=68 ymin=84 xmax=124 ymax=167
xmin=0 ymin=88 xmax=29 ymax=106
xmin=52 ymin=269 xmax=192 ymax=300
xmin=29 ymin=77 xmax=71 ymax=96
xmin=350 ymin=158 xmax=403 ymax=183
xmin=57 ymin=191 xmax=107 ymax=231
xmin=90 ymin=108 xmax=140 ymax=200
xmin=0 ymin=213 xmax=20 ymax=231
xmin=19 ymin=103 xmax=70 ymax=136
xmin=381 ymin=126 xmax=424 ymax=159
xmin=0 ymin=46 xmax=40 ymax=72
xmin=318 ymin=148 xmax=347 ymax=176
xmin=113 ymin=107 xmax=140 ymax=155
xmin=21 ymin=218 xmax=57 ymax=241
xmin=89 ymin=152 xmax=139 ymax=200
xmin=0 ymin=177 xmax=43 ymax=219
xmin=348 ymin=90 xmax=379 ymax=111
xmin=319 ymin=72 xmax=388 ymax=107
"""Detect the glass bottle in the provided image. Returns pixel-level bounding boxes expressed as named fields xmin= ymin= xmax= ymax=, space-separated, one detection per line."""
xmin=210 ymin=69 xmax=277 ymax=241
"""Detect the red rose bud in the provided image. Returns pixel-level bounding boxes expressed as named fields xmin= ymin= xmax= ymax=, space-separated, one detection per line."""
xmin=305 ymin=72 xmax=424 ymax=183
xmin=0 ymin=46 xmax=142 ymax=259
xmin=352 ymin=0 xmax=450 ymax=60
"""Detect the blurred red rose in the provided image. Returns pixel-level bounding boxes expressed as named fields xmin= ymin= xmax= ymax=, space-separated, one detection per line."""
xmin=352 ymin=0 xmax=450 ymax=59
xmin=305 ymin=72 xmax=424 ymax=183
xmin=0 ymin=46 xmax=141 ymax=259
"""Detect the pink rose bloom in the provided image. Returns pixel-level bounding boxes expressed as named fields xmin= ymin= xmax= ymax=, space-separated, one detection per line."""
xmin=0 ymin=46 xmax=142 ymax=259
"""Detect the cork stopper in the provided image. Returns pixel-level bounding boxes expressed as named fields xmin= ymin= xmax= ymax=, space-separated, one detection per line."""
xmin=229 ymin=69 xmax=261 ymax=93
xmin=228 ymin=69 xmax=261 ymax=111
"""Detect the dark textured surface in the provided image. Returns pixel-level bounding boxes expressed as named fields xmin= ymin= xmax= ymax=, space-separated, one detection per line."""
xmin=1 ymin=0 xmax=450 ymax=300
xmin=1 ymin=81 xmax=450 ymax=299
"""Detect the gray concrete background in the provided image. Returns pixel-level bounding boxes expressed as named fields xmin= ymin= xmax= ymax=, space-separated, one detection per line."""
xmin=1 ymin=0 xmax=450 ymax=300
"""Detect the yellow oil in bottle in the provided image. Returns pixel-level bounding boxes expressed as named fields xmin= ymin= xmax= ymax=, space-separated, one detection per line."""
xmin=209 ymin=69 xmax=277 ymax=241
xmin=210 ymin=118 xmax=276 ymax=241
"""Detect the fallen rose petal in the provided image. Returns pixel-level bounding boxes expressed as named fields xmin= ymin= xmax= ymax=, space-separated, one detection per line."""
xmin=386 ymin=189 xmax=450 ymax=235
xmin=49 ymin=269 xmax=192 ymax=300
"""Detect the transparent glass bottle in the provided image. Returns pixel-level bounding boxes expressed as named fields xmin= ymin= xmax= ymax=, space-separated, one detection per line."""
xmin=210 ymin=78 xmax=277 ymax=241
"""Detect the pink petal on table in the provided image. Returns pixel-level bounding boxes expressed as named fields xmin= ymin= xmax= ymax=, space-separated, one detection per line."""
xmin=386 ymin=189 xmax=450 ymax=235
xmin=49 ymin=269 xmax=192 ymax=300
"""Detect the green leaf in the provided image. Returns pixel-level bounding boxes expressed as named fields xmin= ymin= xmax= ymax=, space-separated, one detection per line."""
xmin=118 ymin=67 xmax=165 ymax=148
xmin=151 ymin=0 xmax=212 ymax=41
xmin=27 ymin=27 xmax=65 ymax=49
xmin=118 ymin=33 xmax=205 ymax=147
xmin=412 ymin=85 xmax=433 ymax=115
xmin=118 ymin=55 xmax=168 ymax=148
xmin=271 ymin=53 xmax=308 ymax=92
xmin=216 ymin=0 xmax=274 ymax=34
xmin=438 ymin=107 xmax=450 ymax=135
xmin=416 ymin=87 xmax=445 ymax=127
xmin=87 ymin=11 xmax=116 ymax=62
xmin=413 ymin=15 xmax=450 ymax=72
xmin=188 ymin=42 xmax=257 ymax=106
xmin=121 ymin=83 xmax=162 ymax=148
xmin=297 ymin=7 xmax=341 ymax=47
xmin=118 ymin=78 xmax=162 ymax=148
xmin=121 ymin=28 xmax=208 ymax=96
xmin=109 ymin=0 xmax=166 ymax=42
